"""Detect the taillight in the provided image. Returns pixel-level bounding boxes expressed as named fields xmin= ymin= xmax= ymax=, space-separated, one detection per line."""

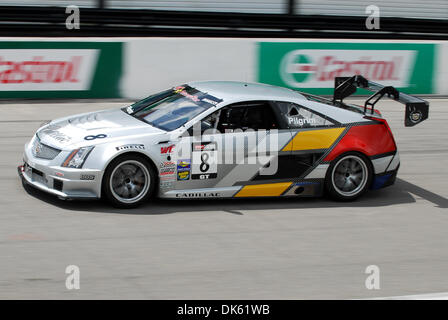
xmin=364 ymin=116 xmax=397 ymax=148
xmin=365 ymin=115 xmax=388 ymax=128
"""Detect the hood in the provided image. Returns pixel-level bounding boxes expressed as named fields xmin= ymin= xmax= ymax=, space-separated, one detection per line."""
xmin=37 ymin=108 xmax=165 ymax=149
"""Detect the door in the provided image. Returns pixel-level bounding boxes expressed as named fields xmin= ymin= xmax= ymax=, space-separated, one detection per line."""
xmin=273 ymin=101 xmax=342 ymax=180
xmin=169 ymin=100 xmax=293 ymax=196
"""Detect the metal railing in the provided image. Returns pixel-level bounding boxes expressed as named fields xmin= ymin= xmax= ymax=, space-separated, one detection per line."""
xmin=0 ymin=5 xmax=446 ymax=39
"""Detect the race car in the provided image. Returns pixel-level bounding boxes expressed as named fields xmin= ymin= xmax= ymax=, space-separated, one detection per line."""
xmin=18 ymin=75 xmax=429 ymax=208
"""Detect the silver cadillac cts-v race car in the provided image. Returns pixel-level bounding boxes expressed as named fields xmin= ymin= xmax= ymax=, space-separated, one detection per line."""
xmin=18 ymin=75 xmax=429 ymax=208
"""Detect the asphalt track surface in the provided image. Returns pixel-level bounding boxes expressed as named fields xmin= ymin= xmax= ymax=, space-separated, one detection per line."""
xmin=0 ymin=98 xmax=447 ymax=300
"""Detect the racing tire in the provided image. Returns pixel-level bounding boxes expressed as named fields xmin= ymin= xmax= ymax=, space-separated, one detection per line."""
xmin=325 ymin=152 xmax=373 ymax=201
xmin=102 ymin=154 xmax=156 ymax=208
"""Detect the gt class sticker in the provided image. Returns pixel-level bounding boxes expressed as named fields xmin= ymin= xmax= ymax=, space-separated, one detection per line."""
xmin=192 ymin=142 xmax=217 ymax=180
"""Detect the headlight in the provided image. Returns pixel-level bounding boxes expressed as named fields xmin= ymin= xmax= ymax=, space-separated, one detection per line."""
xmin=61 ymin=146 xmax=94 ymax=168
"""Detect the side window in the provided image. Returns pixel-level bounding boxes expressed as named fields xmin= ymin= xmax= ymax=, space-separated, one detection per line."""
xmin=277 ymin=102 xmax=335 ymax=129
xmin=199 ymin=110 xmax=220 ymax=133
xmin=198 ymin=101 xmax=279 ymax=134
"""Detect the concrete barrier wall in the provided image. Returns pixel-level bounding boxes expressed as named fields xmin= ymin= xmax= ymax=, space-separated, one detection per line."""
xmin=436 ymin=41 xmax=448 ymax=95
xmin=0 ymin=37 xmax=446 ymax=99
xmin=121 ymin=38 xmax=256 ymax=99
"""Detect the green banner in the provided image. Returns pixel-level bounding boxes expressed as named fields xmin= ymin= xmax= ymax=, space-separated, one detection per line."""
xmin=258 ymin=42 xmax=436 ymax=95
xmin=0 ymin=41 xmax=122 ymax=98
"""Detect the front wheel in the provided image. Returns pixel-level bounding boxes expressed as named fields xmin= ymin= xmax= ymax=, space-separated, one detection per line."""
xmin=325 ymin=152 xmax=372 ymax=201
xmin=102 ymin=154 xmax=156 ymax=208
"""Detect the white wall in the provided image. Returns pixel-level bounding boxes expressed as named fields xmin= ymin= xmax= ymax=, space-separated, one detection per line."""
xmin=121 ymin=38 xmax=256 ymax=98
xmin=437 ymin=42 xmax=448 ymax=95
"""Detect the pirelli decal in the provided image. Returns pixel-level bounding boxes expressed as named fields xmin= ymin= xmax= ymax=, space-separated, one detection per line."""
xmin=282 ymin=127 xmax=346 ymax=151
xmin=234 ymin=182 xmax=292 ymax=197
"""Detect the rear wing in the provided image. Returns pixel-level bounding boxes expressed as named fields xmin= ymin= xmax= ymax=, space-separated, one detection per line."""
xmin=333 ymin=75 xmax=429 ymax=127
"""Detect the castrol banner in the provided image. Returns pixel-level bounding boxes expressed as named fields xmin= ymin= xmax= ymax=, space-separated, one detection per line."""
xmin=0 ymin=49 xmax=98 ymax=91
xmin=258 ymin=42 xmax=436 ymax=95
xmin=0 ymin=42 xmax=122 ymax=98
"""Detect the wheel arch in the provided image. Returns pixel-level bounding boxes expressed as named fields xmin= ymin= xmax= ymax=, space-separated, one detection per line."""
xmin=100 ymin=151 xmax=159 ymax=198
xmin=325 ymin=149 xmax=375 ymax=189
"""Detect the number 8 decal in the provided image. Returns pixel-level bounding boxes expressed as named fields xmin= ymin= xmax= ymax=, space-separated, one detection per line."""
xmin=192 ymin=142 xmax=217 ymax=180
xmin=200 ymin=153 xmax=210 ymax=172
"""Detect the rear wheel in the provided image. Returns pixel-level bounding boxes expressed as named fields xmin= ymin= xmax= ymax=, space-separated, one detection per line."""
xmin=102 ymin=154 xmax=156 ymax=208
xmin=325 ymin=152 xmax=372 ymax=201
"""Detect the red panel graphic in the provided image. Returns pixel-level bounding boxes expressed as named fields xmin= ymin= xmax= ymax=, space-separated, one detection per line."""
xmin=324 ymin=123 xmax=396 ymax=162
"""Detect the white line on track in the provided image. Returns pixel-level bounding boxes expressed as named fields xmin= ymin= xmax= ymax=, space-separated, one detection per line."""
xmin=365 ymin=292 xmax=448 ymax=300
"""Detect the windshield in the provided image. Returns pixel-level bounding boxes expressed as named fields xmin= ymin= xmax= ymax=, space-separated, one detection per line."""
xmin=125 ymin=85 xmax=222 ymax=131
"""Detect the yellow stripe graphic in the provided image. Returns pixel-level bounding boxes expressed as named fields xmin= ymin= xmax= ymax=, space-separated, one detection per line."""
xmin=282 ymin=127 xmax=345 ymax=151
xmin=235 ymin=182 xmax=292 ymax=197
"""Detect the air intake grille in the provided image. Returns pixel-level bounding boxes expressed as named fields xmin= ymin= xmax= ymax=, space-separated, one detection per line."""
xmin=32 ymin=136 xmax=61 ymax=160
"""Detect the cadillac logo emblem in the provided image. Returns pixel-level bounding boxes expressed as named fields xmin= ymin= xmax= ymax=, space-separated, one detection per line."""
xmin=409 ymin=110 xmax=422 ymax=123
xmin=35 ymin=142 xmax=42 ymax=154
xmin=32 ymin=139 xmax=42 ymax=156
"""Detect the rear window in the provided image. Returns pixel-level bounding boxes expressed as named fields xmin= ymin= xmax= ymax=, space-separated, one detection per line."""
xmin=275 ymin=102 xmax=335 ymax=129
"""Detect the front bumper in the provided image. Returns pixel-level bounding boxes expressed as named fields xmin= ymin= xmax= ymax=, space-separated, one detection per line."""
xmin=18 ymin=141 xmax=103 ymax=199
